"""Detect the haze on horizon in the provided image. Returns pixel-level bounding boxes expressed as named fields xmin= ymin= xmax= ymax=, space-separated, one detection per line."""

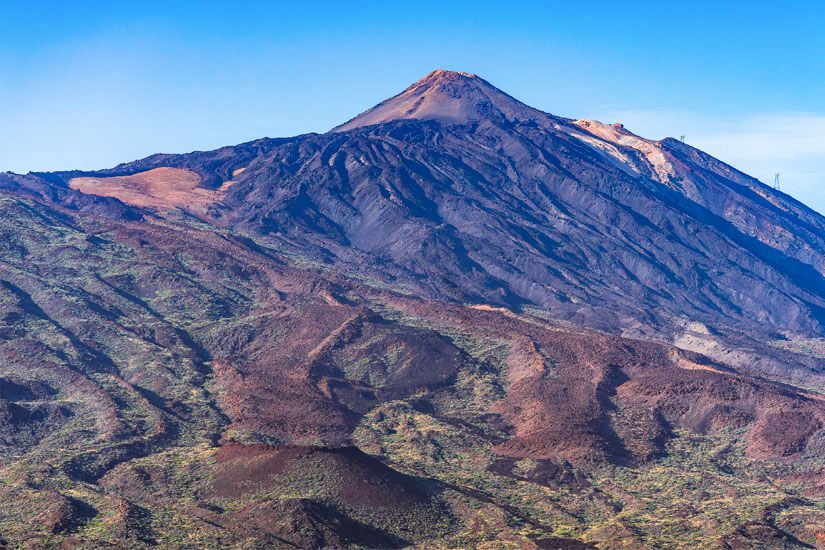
xmin=2 ymin=0 xmax=824 ymax=212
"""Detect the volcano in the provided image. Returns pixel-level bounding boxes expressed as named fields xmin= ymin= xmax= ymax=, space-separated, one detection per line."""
xmin=55 ymin=70 xmax=825 ymax=377
xmin=2 ymin=71 xmax=825 ymax=548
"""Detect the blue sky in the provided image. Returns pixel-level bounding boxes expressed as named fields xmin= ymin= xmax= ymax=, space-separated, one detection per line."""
xmin=2 ymin=1 xmax=824 ymax=211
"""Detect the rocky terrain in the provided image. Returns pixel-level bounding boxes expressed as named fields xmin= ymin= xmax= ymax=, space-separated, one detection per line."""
xmin=1 ymin=71 xmax=825 ymax=548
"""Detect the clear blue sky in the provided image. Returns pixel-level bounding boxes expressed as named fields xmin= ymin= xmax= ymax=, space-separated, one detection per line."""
xmin=2 ymin=1 xmax=824 ymax=210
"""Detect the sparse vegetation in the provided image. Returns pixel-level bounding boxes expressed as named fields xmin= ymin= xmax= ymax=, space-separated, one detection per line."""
xmin=3 ymin=159 xmax=825 ymax=549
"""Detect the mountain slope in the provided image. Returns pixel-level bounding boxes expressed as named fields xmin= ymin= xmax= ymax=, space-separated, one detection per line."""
xmin=47 ymin=71 xmax=825 ymax=379
xmin=0 ymin=187 xmax=824 ymax=548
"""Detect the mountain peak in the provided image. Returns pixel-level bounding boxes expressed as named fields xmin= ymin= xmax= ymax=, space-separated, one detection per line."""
xmin=331 ymin=70 xmax=548 ymax=132
xmin=415 ymin=69 xmax=479 ymax=83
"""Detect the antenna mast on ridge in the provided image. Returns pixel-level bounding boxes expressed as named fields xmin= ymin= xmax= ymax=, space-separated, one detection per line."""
xmin=774 ymin=172 xmax=781 ymax=190
xmin=680 ymin=134 xmax=686 ymax=142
